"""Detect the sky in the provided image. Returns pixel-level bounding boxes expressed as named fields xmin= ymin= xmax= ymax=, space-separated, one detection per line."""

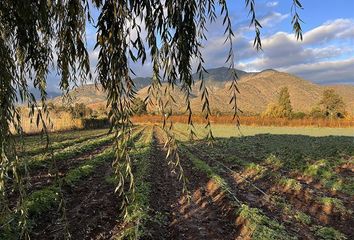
xmin=47 ymin=0 xmax=354 ymax=92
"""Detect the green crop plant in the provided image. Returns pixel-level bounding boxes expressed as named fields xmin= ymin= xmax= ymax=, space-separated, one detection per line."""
xmin=1 ymin=128 xmax=145 ymax=238
xmin=244 ymin=163 xmax=266 ymax=179
xmin=27 ymin=134 xmax=116 ymax=169
xmin=264 ymin=154 xmax=283 ymax=169
xmin=277 ymin=177 xmax=302 ymax=191
xmin=0 ymin=187 xmax=60 ymax=239
xmin=294 ymin=211 xmax=312 ymax=225
xmin=116 ymin=128 xmax=154 ymax=239
xmin=318 ymin=197 xmax=351 ymax=215
xmin=311 ymin=226 xmax=347 ymax=240
xmin=21 ymin=131 xmax=107 ymax=156
xmin=64 ymin=149 xmax=114 ymax=186
xmin=238 ymin=205 xmax=296 ymax=240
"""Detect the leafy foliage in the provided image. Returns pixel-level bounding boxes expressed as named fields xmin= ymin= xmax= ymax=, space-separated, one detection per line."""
xmin=132 ymin=97 xmax=147 ymax=116
xmin=263 ymin=87 xmax=293 ymax=118
xmin=319 ymin=89 xmax=346 ymax=118
xmin=311 ymin=226 xmax=347 ymax=240
xmin=69 ymin=103 xmax=93 ymax=119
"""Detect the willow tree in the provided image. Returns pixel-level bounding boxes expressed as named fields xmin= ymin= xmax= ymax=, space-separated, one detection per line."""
xmin=0 ymin=0 xmax=303 ymax=238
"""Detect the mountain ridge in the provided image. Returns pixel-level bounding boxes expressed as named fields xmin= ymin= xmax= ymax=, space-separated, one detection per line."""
xmin=51 ymin=67 xmax=354 ymax=115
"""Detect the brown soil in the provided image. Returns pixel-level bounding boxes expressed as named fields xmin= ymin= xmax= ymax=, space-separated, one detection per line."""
xmin=146 ymin=128 xmax=237 ymax=239
xmin=30 ymin=153 xmax=120 ymax=240
xmin=26 ymin=143 xmax=111 ymax=192
xmin=6 ymin=141 xmax=112 ymax=208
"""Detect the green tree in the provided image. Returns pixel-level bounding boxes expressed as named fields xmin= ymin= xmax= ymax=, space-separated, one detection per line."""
xmin=132 ymin=98 xmax=147 ymax=116
xmin=263 ymin=87 xmax=293 ymax=118
xmin=277 ymin=87 xmax=293 ymax=117
xmin=70 ymin=103 xmax=93 ymax=119
xmin=319 ymin=89 xmax=346 ymax=118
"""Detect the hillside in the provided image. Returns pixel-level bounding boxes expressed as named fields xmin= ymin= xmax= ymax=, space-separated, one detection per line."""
xmin=51 ymin=68 xmax=354 ymax=115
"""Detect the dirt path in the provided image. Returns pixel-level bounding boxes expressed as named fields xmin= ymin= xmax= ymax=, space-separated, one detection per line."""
xmin=147 ymin=128 xmax=237 ymax=239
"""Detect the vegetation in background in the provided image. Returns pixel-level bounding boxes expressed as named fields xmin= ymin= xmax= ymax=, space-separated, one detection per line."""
xmin=69 ymin=103 xmax=93 ymax=119
xmin=263 ymin=87 xmax=293 ymax=118
xmin=132 ymin=98 xmax=147 ymax=116
xmin=317 ymin=89 xmax=347 ymax=119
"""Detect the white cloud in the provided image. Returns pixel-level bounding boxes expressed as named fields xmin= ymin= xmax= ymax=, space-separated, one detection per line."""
xmin=266 ymin=1 xmax=279 ymax=7
xmin=303 ymin=19 xmax=354 ymax=45
xmin=236 ymin=18 xmax=354 ymax=84
xmin=280 ymin=58 xmax=354 ymax=84
xmin=260 ymin=12 xmax=289 ymax=27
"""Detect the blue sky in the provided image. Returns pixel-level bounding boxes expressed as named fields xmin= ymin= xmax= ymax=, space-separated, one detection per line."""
xmin=48 ymin=0 xmax=354 ymax=92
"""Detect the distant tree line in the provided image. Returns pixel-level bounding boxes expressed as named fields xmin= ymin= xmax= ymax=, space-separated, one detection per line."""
xmin=46 ymin=97 xmax=147 ymax=120
xmin=262 ymin=87 xmax=347 ymax=119
xmin=42 ymin=92 xmax=347 ymax=120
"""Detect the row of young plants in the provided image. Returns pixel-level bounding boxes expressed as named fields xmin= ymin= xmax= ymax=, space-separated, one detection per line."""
xmin=213 ymin=148 xmax=353 ymax=219
xmin=112 ymin=127 xmax=155 ymax=239
xmin=179 ymin=146 xmax=297 ymax=240
xmin=185 ymin=143 xmax=349 ymax=240
xmin=1 ymin=128 xmax=145 ymax=239
xmin=17 ymin=128 xmax=109 ymax=154
xmin=19 ymin=130 xmax=108 ymax=157
xmin=0 ymin=148 xmax=114 ymax=239
xmin=25 ymin=133 xmax=116 ymax=169
xmin=197 ymin=135 xmax=353 ymax=197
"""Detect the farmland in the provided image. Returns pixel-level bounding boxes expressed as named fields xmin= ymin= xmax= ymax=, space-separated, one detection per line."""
xmin=1 ymin=125 xmax=353 ymax=239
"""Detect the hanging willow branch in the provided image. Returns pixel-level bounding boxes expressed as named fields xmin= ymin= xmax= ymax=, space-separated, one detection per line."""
xmin=0 ymin=0 xmax=304 ymax=237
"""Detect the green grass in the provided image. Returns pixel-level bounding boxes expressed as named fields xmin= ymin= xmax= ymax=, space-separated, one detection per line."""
xmin=174 ymin=124 xmax=354 ymax=138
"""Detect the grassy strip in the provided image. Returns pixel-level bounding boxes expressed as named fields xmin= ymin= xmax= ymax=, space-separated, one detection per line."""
xmin=180 ymin=146 xmax=297 ymax=240
xmin=114 ymin=127 xmax=154 ymax=239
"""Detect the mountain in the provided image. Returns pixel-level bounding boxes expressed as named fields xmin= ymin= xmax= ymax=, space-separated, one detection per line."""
xmin=192 ymin=67 xmax=249 ymax=83
xmin=134 ymin=77 xmax=152 ymax=90
xmin=51 ymin=68 xmax=354 ymax=115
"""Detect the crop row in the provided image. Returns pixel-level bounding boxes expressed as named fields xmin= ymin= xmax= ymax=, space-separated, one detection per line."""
xmin=180 ymin=144 xmax=349 ymax=240
xmin=17 ymin=129 xmax=109 ymax=153
xmin=20 ymin=130 xmax=107 ymax=156
xmin=1 ymin=128 xmax=145 ymax=239
xmin=112 ymin=127 xmax=154 ymax=239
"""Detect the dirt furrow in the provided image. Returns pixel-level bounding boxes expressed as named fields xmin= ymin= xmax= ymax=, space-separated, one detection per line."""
xmin=147 ymin=128 xmax=237 ymax=239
